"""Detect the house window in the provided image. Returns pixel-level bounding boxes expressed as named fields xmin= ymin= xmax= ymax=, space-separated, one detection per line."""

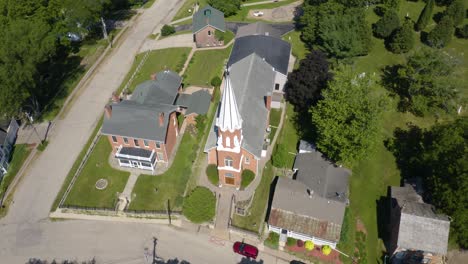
xmin=123 ymin=137 xmax=129 ymax=144
xmin=224 ymin=156 xmax=233 ymax=167
xmin=275 ymin=83 xmax=280 ymax=90
xmin=111 ymin=136 xmax=117 ymax=143
xmin=134 ymin=139 xmax=139 ymax=147
xmin=245 ymin=156 xmax=250 ymax=164
xmin=141 ymin=162 xmax=152 ymax=168
xmin=208 ymin=30 xmax=211 ymax=36
xmin=156 ymin=142 xmax=161 ymax=149
xmin=157 ymin=152 xmax=164 ymax=161
xmin=225 ymin=173 xmax=234 ymax=178
xmin=143 ymin=140 xmax=149 ymax=147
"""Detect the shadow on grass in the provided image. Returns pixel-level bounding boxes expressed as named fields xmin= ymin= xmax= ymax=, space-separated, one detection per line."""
xmin=264 ymin=175 xmax=279 ymax=223
xmin=376 ymin=195 xmax=390 ymax=254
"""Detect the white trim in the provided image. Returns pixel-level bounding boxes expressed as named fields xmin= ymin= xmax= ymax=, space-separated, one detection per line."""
xmin=268 ymin=225 xmax=337 ymax=248
xmin=193 ymin=24 xmax=226 ymax=35
xmin=218 ymin=166 xmax=242 ymax=173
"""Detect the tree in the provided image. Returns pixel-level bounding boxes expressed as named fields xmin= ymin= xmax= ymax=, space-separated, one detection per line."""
xmin=383 ymin=0 xmax=400 ymax=9
xmin=314 ymin=2 xmax=372 ymax=58
xmin=210 ymin=76 xmax=222 ymax=87
xmin=445 ymin=0 xmax=465 ymax=26
xmin=373 ymin=9 xmax=400 ymax=39
xmin=299 ymin=3 xmax=318 ymax=45
xmin=388 ymin=19 xmax=415 ymax=53
xmin=426 ymin=15 xmax=454 ymax=48
xmin=311 ymin=67 xmax=388 ymax=164
xmin=420 ymin=119 xmax=468 ymax=247
xmin=161 ymin=24 xmax=175 ymax=36
xmin=208 ymin=0 xmax=241 ymax=16
xmin=383 ymin=48 xmax=461 ymax=116
xmin=183 ymin=187 xmax=216 ymax=223
xmin=284 ymin=50 xmax=332 ymax=111
xmin=415 ymin=0 xmax=434 ymax=31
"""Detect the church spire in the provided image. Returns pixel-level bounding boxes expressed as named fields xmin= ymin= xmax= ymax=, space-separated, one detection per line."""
xmin=216 ymin=73 xmax=242 ymax=132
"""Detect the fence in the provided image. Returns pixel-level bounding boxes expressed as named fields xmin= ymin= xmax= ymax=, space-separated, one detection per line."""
xmin=121 ymin=50 xmax=150 ymax=95
xmin=58 ymin=129 xmax=102 ymax=208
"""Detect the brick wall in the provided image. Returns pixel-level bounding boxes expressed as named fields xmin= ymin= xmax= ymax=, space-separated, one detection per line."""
xmin=164 ymin=112 xmax=179 ymax=160
xmin=241 ymin=149 xmax=257 ymax=174
xmin=194 ymin=26 xmax=224 ymax=48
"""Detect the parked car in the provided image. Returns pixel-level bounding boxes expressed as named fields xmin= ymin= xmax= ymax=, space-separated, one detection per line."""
xmin=233 ymin=241 xmax=258 ymax=259
xmin=253 ymin=11 xmax=264 ymax=17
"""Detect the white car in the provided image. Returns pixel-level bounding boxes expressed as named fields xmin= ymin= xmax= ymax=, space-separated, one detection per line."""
xmin=253 ymin=11 xmax=264 ymax=17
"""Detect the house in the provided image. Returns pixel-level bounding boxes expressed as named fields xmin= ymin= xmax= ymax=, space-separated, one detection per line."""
xmin=192 ymin=5 xmax=225 ymax=48
xmin=175 ymin=89 xmax=211 ymax=125
xmin=267 ymin=148 xmax=350 ymax=248
xmin=227 ymin=35 xmax=291 ymax=107
xmin=102 ymin=71 xmax=182 ymax=172
xmin=389 ymin=184 xmax=450 ymax=264
xmin=0 ymin=119 xmax=19 ymax=179
xmin=235 ymin=22 xmax=285 ymax=39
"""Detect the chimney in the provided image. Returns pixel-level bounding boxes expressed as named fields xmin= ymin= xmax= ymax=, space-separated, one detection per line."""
xmin=159 ymin=112 xmax=164 ymax=126
xmin=265 ymin=92 xmax=271 ymax=110
xmin=111 ymin=92 xmax=120 ymax=103
xmin=151 ymin=73 xmax=157 ymax=80
xmin=104 ymin=105 xmax=112 ymax=119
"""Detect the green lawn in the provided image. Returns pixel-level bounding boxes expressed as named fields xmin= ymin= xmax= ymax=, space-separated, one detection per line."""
xmin=269 ymin=108 xmax=282 ymax=141
xmin=226 ymin=0 xmax=297 ymax=22
xmin=275 ymin=103 xmax=300 ymax=168
xmin=172 ymin=0 xmax=208 ymax=21
xmin=282 ymin=30 xmax=308 ymax=67
xmin=0 ymin=145 xmax=32 ymax=198
xmin=129 ymin=132 xmax=198 ymax=211
xmin=183 ymin=46 xmax=232 ymax=87
xmin=232 ymin=162 xmax=275 ymax=233
xmin=118 ymin=48 xmax=191 ymax=93
xmin=63 ymin=136 xmax=130 ymax=209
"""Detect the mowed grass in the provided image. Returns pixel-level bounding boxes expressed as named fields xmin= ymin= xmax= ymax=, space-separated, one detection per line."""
xmin=64 ymin=136 xmax=130 ymax=209
xmin=172 ymin=0 xmax=208 ymax=21
xmin=119 ymin=48 xmax=191 ymax=93
xmin=232 ymin=162 xmax=275 ymax=233
xmin=129 ymin=132 xmax=198 ymax=211
xmin=225 ymin=0 xmax=297 ymax=22
xmin=275 ymin=103 xmax=300 ymax=168
xmin=183 ymin=46 xmax=232 ymax=87
xmin=0 ymin=145 xmax=32 ymax=197
xmin=282 ymin=30 xmax=308 ymax=67
xmin=269 ymin=108 xmax=282 ymax=141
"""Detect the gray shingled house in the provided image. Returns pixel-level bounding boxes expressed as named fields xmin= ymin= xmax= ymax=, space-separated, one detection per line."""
xmin=102 ymin=71 xmax=210 ymax=172
xmin=0 ymin=119 xmax=19 ymax=179
xmin=227 ymin=34 xmax=291 ymax=108
xmin=192 ymin=5 xmax=225 ymax=48
xmin=389 ymin=184 xmax=450 ymax=264
xmin=267 ymin=146 xmax=351 ymax=248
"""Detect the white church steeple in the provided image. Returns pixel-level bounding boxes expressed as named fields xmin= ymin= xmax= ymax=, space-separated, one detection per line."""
xmin=216 ymin=73 xmax=242 ymax=132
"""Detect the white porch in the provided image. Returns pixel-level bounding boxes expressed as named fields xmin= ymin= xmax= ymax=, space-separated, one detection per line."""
xmin=115 ymin=145 xmax=156 ymax=172
xmin=268 ymin=225 xmax=338 ymax=249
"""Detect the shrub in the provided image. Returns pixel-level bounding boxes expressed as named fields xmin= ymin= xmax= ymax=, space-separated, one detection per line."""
xmin=286 ymin=237 xmax=297 ymax=247
xmin=322 ymin=245 xmax=332 ymax=255
xmin=415 ymin=0 xmax=434 ymax=31
xmin=215 ymin=30 xmax=225 ymax=41
xmin=161 ymin=24 xmax=175 ymax=36
xmin=297 ymin=239 xmax=304 ymax=247
xmin=272 ymin=144 xmax=289 ymax=168
xmin=305 ymin=240 xmax=314 ymax=251
xmin=264 ymin=232 xmax=279 ymax=249
xmin=206 ymin=164 xmax=219 ymax=186
xmin=373 ymin=9 xmax=400 ymax=38
xmin=241 ymin=169 xmax=255 ymax=189
xmin=182 ymin=187 xmax=216 ymax=223
xmin=426 ymin=16 xmax=454 ymax=48
xmin=456 ymin=25 xmax=468 ymax=39
xmin=210 ymin=76 xmax=222 ymax=87
xmin=445 ymin=0 xmax=465 ymax=26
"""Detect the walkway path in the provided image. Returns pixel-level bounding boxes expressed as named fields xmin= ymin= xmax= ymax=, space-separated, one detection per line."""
xmin=169 ymin=15 xmax=192 ymax=25
xmin=120 ymin=172 xmax=139 ymax=204
xmin=139 ymin=33 xmax=195 ymax=53
xmin=241 ymin=0 xmax=289 ymax=7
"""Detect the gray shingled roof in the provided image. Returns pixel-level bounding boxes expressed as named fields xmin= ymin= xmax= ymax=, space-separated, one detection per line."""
xmin=192 ymin=5 xmax=225 ymax=33
xmin=118 ymin=147 xmax=153 ymax=158
xmin=299 ymin=140 xmax=316 ymax=153
xmin=293 ymin=152 xmax=350 ymax=203
xmin=269 ymin=177 xmax=345 ymax=242
xmin=228 ymin=35 xmax=291 ymax=75
xmin=204 ymin=53 xmax=276 ymax=158
xmin=235 ymin=22 xmax=284 ymax=38
xmin=176 ymin=90 xmax=211 ymax=115
xmin=391 ymin=184 xmax=450 ymax=255
xmin=102 ymin=70 xmax=181 ymax=142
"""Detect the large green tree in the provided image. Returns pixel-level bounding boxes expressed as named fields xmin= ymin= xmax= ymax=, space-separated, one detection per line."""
xmin=208 ymin=0 xmax=241 ymax=16
xmin=388 ymin=19 xmax=415 ymax=53
xmin=445 ymin=0 xmax=465 ymax=26
xmin=311 ymin=67 xmax=388 ymax=164
xmin=426 ymin=15 xmax=455 ymax=48
xmin=415 ymin=0 xmax=434 ymax=31
xmin=383 ymin=48 xmax=461 ymax=116
xmin=313 ymin=2 xmax=372 ymax=58
xmin=373 ymin=9 xmax=400 ymax=39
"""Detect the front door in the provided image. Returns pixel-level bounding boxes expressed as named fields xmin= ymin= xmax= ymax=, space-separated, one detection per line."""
xmin=225 ymin=177 xmax=235 ymax=185
xmin=131 ymin=161 xmax=139 ymax=168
